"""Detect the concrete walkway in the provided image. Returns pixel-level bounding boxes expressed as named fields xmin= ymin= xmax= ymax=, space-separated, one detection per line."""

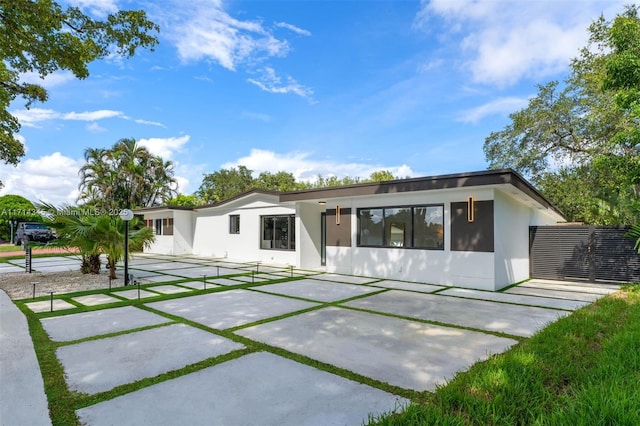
xmin=0 ymin=290 xmax=51 ymax=426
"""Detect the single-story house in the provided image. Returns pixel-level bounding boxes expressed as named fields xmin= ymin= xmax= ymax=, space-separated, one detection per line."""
xmin=135 ymin=169 xmax=565 ymax=291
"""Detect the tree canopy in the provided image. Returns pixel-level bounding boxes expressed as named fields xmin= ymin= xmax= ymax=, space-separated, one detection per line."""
xmin=196 ymin=167 xmax=400 ymax=204
xmin=484 ymin=5 xmax=640 ymax=224
xmin=0 ymin=194 xmax=41 ymax=241
xmin=0 ymin=0 xmax=159 ymax=187
xmin=78 ymin=138 xmax=178 ymax=210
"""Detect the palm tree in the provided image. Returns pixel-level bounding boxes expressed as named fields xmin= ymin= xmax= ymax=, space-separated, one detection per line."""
xmin=98 ymin=215 xmax=155 ymax=279
xmin=39 ymin=203 xmax=103 ymax=273
xmin=78 ymin=138 xmax=178 ymax=210
xmin=39 ymin=203 xmax=155 ymax=277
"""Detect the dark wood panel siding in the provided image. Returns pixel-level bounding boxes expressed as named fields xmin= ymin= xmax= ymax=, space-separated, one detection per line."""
xmin=450 ymin=200 xmax=494 ymax=252
xmin=326 ymin=208 xmax=351 ymax=247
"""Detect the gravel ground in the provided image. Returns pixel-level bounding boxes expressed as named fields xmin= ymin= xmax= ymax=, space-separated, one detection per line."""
xmin=0 ymin=271 xmax=132 ymax=300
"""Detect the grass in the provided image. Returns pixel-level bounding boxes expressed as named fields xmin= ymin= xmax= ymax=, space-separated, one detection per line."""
xmin=369 ymin=283 xmax=640 ymax=425
xmin=0 ymin=243 xmax=21 ymax=253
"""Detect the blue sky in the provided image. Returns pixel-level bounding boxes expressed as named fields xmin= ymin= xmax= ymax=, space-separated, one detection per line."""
xmin=0 ymin=0 xmax=627 ymax=205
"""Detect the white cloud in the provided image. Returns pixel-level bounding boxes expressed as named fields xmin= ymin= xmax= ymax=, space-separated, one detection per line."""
xmin=221 ymin=148 xmax=416 ymax=182
xmin=86 ymin=122 xmax=107 ymax=132
xmin=275 ymin=22 xmax=312 ymax=36
xmin=138 ymin=135 xmax=190 ymax=160
xmin=19 ymin=71 xmax=75 ymax=89
xmin=247 ymin=67 xmax=314 ymax=101
xmin=11 ymin=107 xmax=164 ymax=128
xmin=151 ymin=1 xmax=313 ymax=98
xmin=0 ymin=153 xmax=83 ymax=205
xmin=194 ymin=75 xmax=214 ymax=83
xmin=457 ymin=96 xmax=530 ymax=123
xmin=159 ymin=0 xmax=289 ymax=71
xmin=241 ymin=111 xmax=273 ymax=122
xmin=415 ymin=0 xmax=627 ymax=87
xmin=133 ymin=118 xmax=166 ymax=128
xmin=63 ymin=110 xmax=123 ymax=121
xmin=68 ymin=0 xmax=118 ymax=17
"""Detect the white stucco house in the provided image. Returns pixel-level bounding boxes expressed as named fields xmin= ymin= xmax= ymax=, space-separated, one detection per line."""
xmin=135 ymin=169 xmax=565 ymax=291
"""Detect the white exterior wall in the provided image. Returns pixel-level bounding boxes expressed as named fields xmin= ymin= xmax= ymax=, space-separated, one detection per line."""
xmin=296 ymin=203 xmax=325 ymax=269
xmin=192 ymin=200 xmax=296 ymax=266
xmin=323 ymin=187 xmax=497 ymax=290
xmin=493 ymin=190 xmax=529 ymax=289
xmin=172 ymin=210 xmax=193 ymax=255
xmin=493 ymin=189 xmax=562 ymax=289
xmin=143 ymin=212 xmax=174 ymax=255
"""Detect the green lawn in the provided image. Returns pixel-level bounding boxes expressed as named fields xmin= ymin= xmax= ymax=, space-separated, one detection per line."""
xmin=370 ymin=284 xmax=640 ymax=425
xmin=0 ymin=243 xmax=20 ymax=253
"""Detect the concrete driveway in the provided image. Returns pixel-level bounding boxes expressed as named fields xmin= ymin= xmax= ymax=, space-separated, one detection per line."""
xmin=1 ymin=255 xmax=621 ymax=425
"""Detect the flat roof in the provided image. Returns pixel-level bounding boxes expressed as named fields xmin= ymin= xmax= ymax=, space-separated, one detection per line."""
xmin=135 ymin=169 xmax=565 ymax=220
xmin=133 ymin=205 xmax=194 ymax=213
xmin=280 ymin=169 xmax=565 ymax=219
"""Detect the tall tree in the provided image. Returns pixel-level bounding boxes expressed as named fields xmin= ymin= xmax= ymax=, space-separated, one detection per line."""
xmin=167 ymin=194 xmax=201 ymax=207
xmin=255 ymin=171 xmax=307 ymax=192
xmin=0 ymin=0 xmax=159 ymax=188
xmin=368 ymin=170 xmax=397 ymax=182
xmin=78 ymin=138 xmax=178 ymax=210
xmin=197 ymin=166 xmax=255 ymax=204
xmin=484 ymin=5 xmax=640 ymax=224
xmin=0 ymin=194 xmax=41 ymax=241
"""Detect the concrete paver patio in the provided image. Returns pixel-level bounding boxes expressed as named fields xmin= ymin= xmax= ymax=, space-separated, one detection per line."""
xmin=25 ymin=299 xmax=76 ymax=313
xmin=237 ymin=306 xmax=517 ymax=391
xmin=505 ymin=286 xmax=603 ymax=301
xmin=345 ymin=290 xmax=571 ymax=337
xmin=41 ymin=306 xmax=170 ymax=341
xmin=71 ymin=294 xmax=122 ymax=306
xmin=76 ymin=352 xmax=406 ymax=426
xmin=257 ymin=278 xmax=383 ymax=302
xmin=57 ymin=323 xmax=244 ymax=394
xmin=1 ymin=254 xmax=622 ymax=425
xmin=440 ymin=288 xmax=589 ymax=311
xmin=146 ymin=289 xmax=318 ymax=329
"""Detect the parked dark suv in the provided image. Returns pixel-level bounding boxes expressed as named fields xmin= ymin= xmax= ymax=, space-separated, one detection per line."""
xmin=15 ymin=222 xmax=55 ymax=245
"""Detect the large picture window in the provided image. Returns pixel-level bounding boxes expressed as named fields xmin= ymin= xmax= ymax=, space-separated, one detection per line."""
xmin=261 ymin=215 xmax=295 ymax=250
xmin=358 ymin=205 xmax=443 ymax=250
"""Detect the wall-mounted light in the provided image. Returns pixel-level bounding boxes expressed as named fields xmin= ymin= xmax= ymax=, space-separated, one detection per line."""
xmin=318 ymin=201 xmax=326 ymax=205
xmin=336 ymin=205 xmax=341 ymax=225
xmin=467 ymin=196 xmax=475 ymax=223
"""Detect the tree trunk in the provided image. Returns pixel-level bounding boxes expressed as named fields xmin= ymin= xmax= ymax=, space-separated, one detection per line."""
xmin=108 ymin=257 xmax=117 ymax=280
xmin=80 ymin=255 xmax=90 ymax=274
xmin=88 ymin=254 xmax=101 ymax=274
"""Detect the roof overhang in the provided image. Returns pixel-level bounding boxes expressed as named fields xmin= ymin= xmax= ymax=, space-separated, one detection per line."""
xmin=133 ymin=206 xmax=193 ymax=214
xmin=194 ymin=189 xmax=281 ymax=212
xmin=280 ymin=169 xmax=566 ymax=220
